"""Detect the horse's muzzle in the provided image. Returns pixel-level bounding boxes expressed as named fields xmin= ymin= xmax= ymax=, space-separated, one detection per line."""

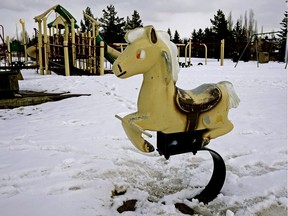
xmin=114 ymin=64 xmax=127 ymax=78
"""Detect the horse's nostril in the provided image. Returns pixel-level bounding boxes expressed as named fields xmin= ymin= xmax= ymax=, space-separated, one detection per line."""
xmin=118 ymin=64 xmax=123 ymax=72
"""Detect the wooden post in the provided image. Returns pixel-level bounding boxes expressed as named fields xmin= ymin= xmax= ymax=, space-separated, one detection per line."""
xmin=100 ymin=41 xmax=104 ymax=76
xmin=220 ymin=39 xmax=224 ymax=66
xmin=88 ymin=31 xmax=92 ymax=73
xmin=63 ymin=40 xmax=70 ymax=76
xmin=92 ymin=22 xmax=96 ymax=74
xmin=76 ymin=31 xmax=80 ymax=69
xmin=184 ymin=43 xmax=188 ymax=66
xmin=43 ymin=17 xmax=50 ymax=75
xmin=19 ymin=19 xmax=28 ymax=65
xmin=71 ymin=18 xmax=76 ymax=67
xmin=184 ymin=40 xmax=192 ymax=67
xmin=256 ymin=38 xmax=259 ymax=68
xmin=188 ymin=39 xmax=192 ymax=65
xmin=64 ymin=22 xmax=69 ymax=42
xmin=64 ymin=23 xmax=70 ymax=76
xmin=177 ymin=46 xmax=180 ymax=64
xmin=6 ymin=36 xmax=12 ymax=65
xmin=37 ymin=20 xmax=44 ymax=75
xmin=200 ymin=43 xmax=208 ymax=65
xmin=82 ymin=32 xmax=86 ymax=71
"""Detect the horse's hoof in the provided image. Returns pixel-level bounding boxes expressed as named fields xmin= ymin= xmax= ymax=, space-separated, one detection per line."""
xmin=144 ymin=140 xmax=155 ymax=152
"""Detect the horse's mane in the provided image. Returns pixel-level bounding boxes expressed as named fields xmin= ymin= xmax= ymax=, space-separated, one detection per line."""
xmin=157 ymin=31 xmax=179 ymax=82
xmin=126 ymin=27 xmax=179 ymax=82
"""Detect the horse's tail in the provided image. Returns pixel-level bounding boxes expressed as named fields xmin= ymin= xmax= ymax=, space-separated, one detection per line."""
xmin=219 ymin=81 xmax=240 ymax=109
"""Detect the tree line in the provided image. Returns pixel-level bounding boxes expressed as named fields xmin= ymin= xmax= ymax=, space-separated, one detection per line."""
xmin=83 ymin=5 xmax=287 ymax=62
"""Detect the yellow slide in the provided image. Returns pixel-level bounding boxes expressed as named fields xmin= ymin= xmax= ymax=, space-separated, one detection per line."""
xmin=27 ymin=45 xmax=37 ymax=59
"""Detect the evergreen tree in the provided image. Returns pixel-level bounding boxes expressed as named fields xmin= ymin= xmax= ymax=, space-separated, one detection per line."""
xmin=191 ymin=29 xmax=198 ymax=43
xmin=203 ymin=27 xmax=214 ymax=43
xmin=80 ymin=7 xmax=94 ymax=32
xmin=172 ymin=30 xmax=181 ymax=43
xmin=125 ymin=10 xmax=143 ymax=31
xmin=210 ymin=10 xmax=231 ymax=58
xmin=210 ymin=10 xmax=229 ymax=41
xmin=197 ymin=28 xmax=205 ymax=42
xmin=167 ymin=28 xmax=172 ymax=41
xmin=99 ymin=4 xmax=126 ymax=43
xmin=277 ymin=11 xmax=288 ymax=62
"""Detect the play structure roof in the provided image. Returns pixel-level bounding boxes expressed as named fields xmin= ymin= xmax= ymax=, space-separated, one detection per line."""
xmin=35 ymin=4 xmax=79 ymax=29
xmin=47 ymin=15 xmax=79 ymax=29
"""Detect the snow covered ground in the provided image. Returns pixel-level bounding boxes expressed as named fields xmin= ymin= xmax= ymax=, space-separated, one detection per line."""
xmin=0 ymin=60 xmax=287 ymax=215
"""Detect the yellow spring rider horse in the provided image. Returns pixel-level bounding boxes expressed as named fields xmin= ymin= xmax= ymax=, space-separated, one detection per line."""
xmin=112 ymin=25 xmax=240 ymax=154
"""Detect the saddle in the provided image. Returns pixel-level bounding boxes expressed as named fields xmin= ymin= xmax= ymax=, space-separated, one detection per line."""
xmin=176 ymin=84 xmax=222 ymax=131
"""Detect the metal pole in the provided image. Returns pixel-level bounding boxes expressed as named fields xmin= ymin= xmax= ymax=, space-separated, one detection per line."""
xmin=19 ymin=19 xmax=28 ymax=65
xmin=234 ymin=35 xmax=253 ymax=68
xmin=63 ymin=41 xmax=70 ymax=76
xmin=188 ymin=39 xmax=192 ymax=66
xmin=37 ymin=21 xmax=44 ymax=75
xmin=100 ymin=41 xmax=104 ymax=75
xmin=92 ymin=22 xmax=96 ymax=74
xmin=64 ymin=23 xmax=70 ymax=76
xmin=88 ymin=31 xmax=92 ymax=73
xmin=71 ymin=18 xmax=76 ymax=67
xmin=200 ymin=43 xmax=207 ymax=65
xmin=6 ymin=36 xmax=11 ymax=65
xmin=43 ymin=17 xmax=50 ymax=74
xmin=220 ymin=39 xmax=224 ymax=66
xmin=256 ymin=37 xmax=259 ymax=68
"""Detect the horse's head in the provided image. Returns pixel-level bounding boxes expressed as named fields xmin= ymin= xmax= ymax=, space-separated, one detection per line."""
xmin=112 ymin=25 xmax=179 ymax=82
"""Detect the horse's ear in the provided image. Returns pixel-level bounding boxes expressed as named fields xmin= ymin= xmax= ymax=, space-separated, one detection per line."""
xmin=150 ymin=27 xmax=157 ymax=44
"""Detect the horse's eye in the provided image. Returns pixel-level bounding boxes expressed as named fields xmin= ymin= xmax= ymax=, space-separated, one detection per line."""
xmin=136 ymin=49 xmax=146 ymax=60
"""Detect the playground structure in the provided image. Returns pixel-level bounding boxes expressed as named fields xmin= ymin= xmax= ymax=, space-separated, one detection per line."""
xmin=30 ymin=4 xmax=121 ymax=76
xmin=0 ymin=23 xmax=33 ymax=69
xmin=176 ymin=39 xmax=225 ymax=67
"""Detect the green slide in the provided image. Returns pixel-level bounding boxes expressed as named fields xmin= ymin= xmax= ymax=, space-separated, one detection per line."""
xmin=96 ymin=35 xmax=117 ymax=64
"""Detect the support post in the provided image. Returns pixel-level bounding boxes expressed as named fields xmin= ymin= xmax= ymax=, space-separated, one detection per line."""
xmin=185 ymin=40 xmax=192 ymax=67
xmin=92 ymin=22 xmax=97 ymax=74
xmin=220 ymin=39 xmax=224 ymax=66
xmin=200 ymin=43 xmax=207 ymax=65
xmin=82 ymin=32 xmax=86 ymax=71
xmin=71 ymin=18 xmax=76 ymax=67
xmin=256 ymin=37 xmax=259 ymax=68
xmin=43 ymin=17 xmax=50 ymax=75
xmin=64 ymin=23 xmax=70 ymax=76
xmin=63 ymin=41 xmax=70 ymax=76
xmin=188 ymin=39 xmax=192 ymax=65
xmin=19 ymin=19 xmax=28 ymax=65
xmin=100 ymin=41 xmax=104 ymax=76
xmin=6 ymin=36 xmax=12 ymax=65
xmin=37 ymin=21 xmax=44 ymax=75
xmin=88 ymin=31 xmax=92 ymax=73
xmin=177 ymin=46 xmax=180 ymax=64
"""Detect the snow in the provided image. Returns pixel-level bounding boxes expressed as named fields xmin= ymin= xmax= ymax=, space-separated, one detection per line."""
xmin=0 ymin=60 xmax=287 ymax=215
xmin=125 ymin=27 xmax=145 ymax=43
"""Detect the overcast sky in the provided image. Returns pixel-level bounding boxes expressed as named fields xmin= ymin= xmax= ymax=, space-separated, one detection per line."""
xmin=0 ymin=0 xmax=286 ymax=40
